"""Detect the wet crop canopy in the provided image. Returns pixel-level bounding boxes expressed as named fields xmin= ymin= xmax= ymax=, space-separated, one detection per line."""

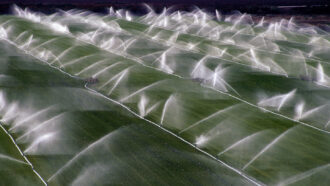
xmin=0 ymin=5 xmax=329 ymax=185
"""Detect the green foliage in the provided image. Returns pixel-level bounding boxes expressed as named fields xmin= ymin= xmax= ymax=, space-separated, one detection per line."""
xmin=0 ymin=8 xmax=329 ymax=185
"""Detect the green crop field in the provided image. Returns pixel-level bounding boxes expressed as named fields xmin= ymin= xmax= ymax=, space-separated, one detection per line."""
xmin=0 ymin=5 xmax=329 ymax=185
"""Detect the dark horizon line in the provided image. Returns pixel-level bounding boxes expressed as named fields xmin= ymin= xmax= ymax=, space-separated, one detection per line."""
xmin=0 ymin=1 xmax=329 ymax=15
xmin=0 ymin=0 xmax=329 ymax=6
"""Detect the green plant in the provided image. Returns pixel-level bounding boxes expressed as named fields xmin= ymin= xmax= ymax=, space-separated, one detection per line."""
xmin=0 ymin=6 xmax=329 ymax=185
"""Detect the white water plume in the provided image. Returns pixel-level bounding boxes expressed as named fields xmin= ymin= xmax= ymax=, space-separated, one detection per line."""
xmin=63 ymin=10 xmax=122 ymax=33
xmin=1 ymin=102 xmax=19 ymax=125
xmin=14 ymin=6 xmax=69 ymax=34
xmin=91 ymin=62 xmax=123 ymax=79
xmin=16 ymin=113 xmax=66 ymax=142
xmin=138 ymin=94 xmax=149 ymax=117
xmin=242 ymin=126 xmax=296 ymax=170
xmin=12 ymin=5 xmax=330 ymax=90
xmin=195 ymin=134 xmax=210 ymax=147
xmin=9 ymin=106 xmax=57 ymax=132
xmin=24 ymin=132 xmax=56 ymax=154
xmin=294 ymin=102 xmax=326 ymax=121
xmin=309 ymin=37 xmax=330 ymax=48
xmin=160 ymin=94 xmax=174 ymax=125
xmin=218 ymin=130 xmax=271 ymax=156
xmin=49 ymin=22 xmax=69 ymax=34
xmin=215 ymin=10 xmax=221 ymax=21
xmin=18 ymin=34 xmax=37 ymax=50
xmin=277 ymin=164 xmax=330 ymax=186
xmin=120 ymin=81 xmax=164 ymax=102
xmin=190 ymin=56 xmax=239 ymax=94
xmin=249 ymin=48 xmax=270 ymax=71
xmin=0 ymin=153 xmax=27 ymax=165
xmin=194 ymin=119 xmax=232 ymax=148
xmin=106 ymin=68 xmax=130 ymax=95
xmin=256 ymin=17 xmax=264 ymax=27
xmin=106 ymin=5 xmax=330 ymax=52
xmin=35 ymin=49 xmax=53 ymax=61
xmin=258 ymin=89 xmax=296 ymax=111
xmin=13 ymin=5 xmax=41 ymax=22
xmin=0 ymin=91 xmax=5 ymax=111
xmin=158 ymin=51 xmax=173 ymax=74
xmin=0 ymin=26 xmax=8 ymax=39
xmin=316 ymin=63 xmax=326 ymax=83
xmin=212 ymin=65 xmax=239 ymax=95
xmin=180 ymin=104 xmax=237 ymax=134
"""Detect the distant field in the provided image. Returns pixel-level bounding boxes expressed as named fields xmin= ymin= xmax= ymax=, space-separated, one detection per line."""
xmin=0 ymin=6 xmax=329 ymax=185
